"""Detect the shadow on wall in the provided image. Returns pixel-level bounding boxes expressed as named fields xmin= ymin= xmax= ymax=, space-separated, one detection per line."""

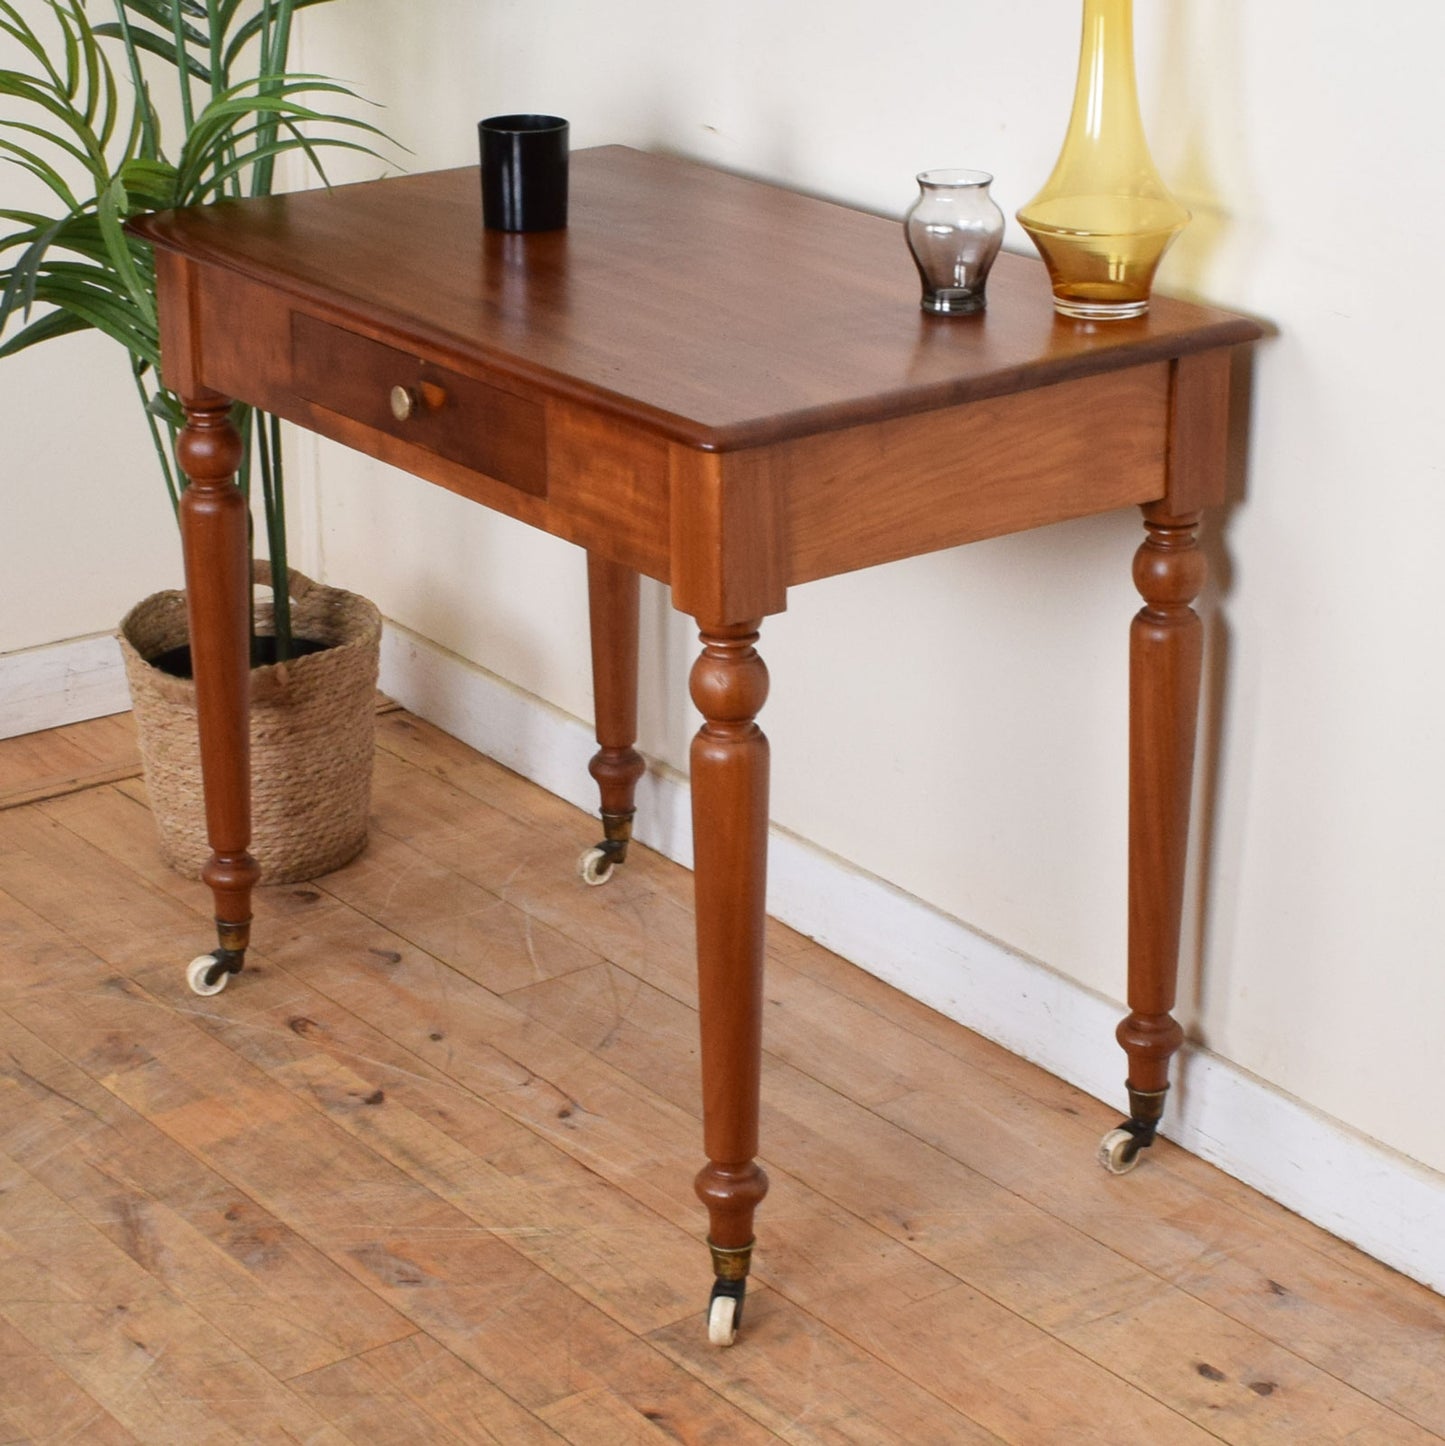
xmin=1152 ymin=0 xmax=1249 ymax=300
xmin=1132 ymin=0 xmax=1261 ymax=1053
xmin=1184 ymin=343 xmax=1259 ymax=1052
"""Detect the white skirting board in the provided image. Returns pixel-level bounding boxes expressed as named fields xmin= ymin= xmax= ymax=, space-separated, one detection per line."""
xmin=380 ymin=620 xmax=1445 ymax=1297
xmin=0 ymin=633 xmax=130 ymax=740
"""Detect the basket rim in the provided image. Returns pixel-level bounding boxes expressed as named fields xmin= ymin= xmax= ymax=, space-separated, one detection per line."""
xmin=118 ymin=578 xmax=381 ymax=695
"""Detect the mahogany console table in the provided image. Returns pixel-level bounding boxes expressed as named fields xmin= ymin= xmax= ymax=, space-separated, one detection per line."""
xmin=133 ymin=147 xmax=1261 ymax=1346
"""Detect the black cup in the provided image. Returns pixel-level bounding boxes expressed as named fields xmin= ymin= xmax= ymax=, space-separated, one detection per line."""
xmin=479 ymin=114 xmax=569 ymax=232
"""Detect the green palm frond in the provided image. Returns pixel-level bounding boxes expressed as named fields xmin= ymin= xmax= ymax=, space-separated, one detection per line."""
xmin=1 ymin=0 xmax=381 ymax=383
xmin=92 ymin=19 xmax=214 ymax=87
xmin=93 ymin=1 xmax=211 ymax=63
xmin=0 ymin=304 xmax=88 ymax=358
xmin=0 ymin=215 xmax=73 ymax=320
xmin=224 ymin=0 xmax=331 ymax=73
xmin=17 ymin=261 xmax=160 ymax=365
xmin=176 ymin=79 xmax=385 ymax=199
xmin=0 ymin=0 xmax=389 ymax=657
xmin=118 ymin=156 xmax=181 ymax=207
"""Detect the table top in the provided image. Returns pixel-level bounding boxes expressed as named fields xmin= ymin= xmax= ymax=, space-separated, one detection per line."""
xmin=134 ymin=146 xmax=1261 ymax=452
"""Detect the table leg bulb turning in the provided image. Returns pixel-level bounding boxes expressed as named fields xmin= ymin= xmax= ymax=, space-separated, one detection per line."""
xmin=1103 ymin=503 xmax=1206 ymax=1173
xmin=177 ymin=395 xmax=260 ymax=996
xmin=580 ymin=555 xmax=646 ymax=886
xmin=688 ymin=621 xmax=772 ymax=1344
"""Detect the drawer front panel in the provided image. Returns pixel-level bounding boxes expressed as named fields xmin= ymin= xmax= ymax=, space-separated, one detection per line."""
xmin=291 ymin=313 xmax=546 ymax=496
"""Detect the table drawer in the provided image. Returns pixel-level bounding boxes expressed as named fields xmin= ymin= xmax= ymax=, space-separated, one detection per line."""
xmin=291 ymin=313 xmax=546 ymax=496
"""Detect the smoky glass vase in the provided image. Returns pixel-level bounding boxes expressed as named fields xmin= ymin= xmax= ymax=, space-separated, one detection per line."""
xmin=904 ymin=169 xmax=1005 ymax=316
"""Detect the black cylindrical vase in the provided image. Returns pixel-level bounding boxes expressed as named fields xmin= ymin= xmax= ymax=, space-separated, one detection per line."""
xmin=479 ymin=114 xmax=569 ymax=232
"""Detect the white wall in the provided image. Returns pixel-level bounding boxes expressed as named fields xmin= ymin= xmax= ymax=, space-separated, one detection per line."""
xmin=0 ymin=292 xmax=184 ymax=656
xmin=0 ymin=21 xmax=186 ymax=657
xmin=10 ymin=1 xmax=1440 ymax=1196
xmin=289 ymin=0 xmax=1445 ymax=1181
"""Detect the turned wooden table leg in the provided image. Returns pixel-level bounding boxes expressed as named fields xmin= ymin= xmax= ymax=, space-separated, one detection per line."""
xmin=579 ymin=553 xmax=645 ymax=886
xmin=177 ymin=393 xmax=260 ymax=994
xmin=1103 ymin=500 xmax=1207 ymax=1172
xmin=689 ymin=620 xmax=771 ymax=1345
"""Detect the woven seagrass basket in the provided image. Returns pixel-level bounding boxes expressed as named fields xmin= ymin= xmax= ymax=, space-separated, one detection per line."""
xmin=118 ymin=563 xmax=381 ymax=884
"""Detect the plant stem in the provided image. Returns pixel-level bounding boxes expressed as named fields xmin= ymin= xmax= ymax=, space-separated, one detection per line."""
xmin=170 ymin=0 xmax=196 ymax=132
xmin=257 ymin=408 xmax=291 ymax=659
xmin=131 ymin=363 xmax=180 ymax=516
xmin=110 ymin=3 xmax=159 ymax=160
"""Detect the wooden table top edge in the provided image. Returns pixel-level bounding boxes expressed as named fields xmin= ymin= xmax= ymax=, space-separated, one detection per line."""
xmin=128 ymin=147 xmax=1266 ymax=456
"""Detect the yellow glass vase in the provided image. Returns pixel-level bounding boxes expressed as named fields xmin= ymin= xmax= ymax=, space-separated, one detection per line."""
xmin=1017 ymin=0 xmax=1189 ymax=320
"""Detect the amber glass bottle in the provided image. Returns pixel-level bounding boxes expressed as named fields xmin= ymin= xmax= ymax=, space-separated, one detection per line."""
xmin=1017 ymin=0 xmax=1189 ymax=320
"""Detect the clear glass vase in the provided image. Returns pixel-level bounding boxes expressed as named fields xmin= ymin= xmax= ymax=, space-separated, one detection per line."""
xmin=1017 ymin=0 xmax=1189 ymax=321
xmin=904 ymin=169 xmax=1005 ymax=316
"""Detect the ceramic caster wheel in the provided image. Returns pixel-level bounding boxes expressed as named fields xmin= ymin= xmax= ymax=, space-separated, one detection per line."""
xmin=1098 ymin=1126 xmax=1144 ymax=1175
xmin=707 ymin=1292 xmax=738 ymax=1347
xmin=706 ymin=1277 xmax=745 ymax=1346
xmin=577 ymin=845 xmax=615 ymax=887
xmin=186 ymin=953 xmax=229 ymax=997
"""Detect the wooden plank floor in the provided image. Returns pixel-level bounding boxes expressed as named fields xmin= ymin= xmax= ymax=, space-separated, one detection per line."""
xmin=2 ymin=711 xmax=1443 ymax=1444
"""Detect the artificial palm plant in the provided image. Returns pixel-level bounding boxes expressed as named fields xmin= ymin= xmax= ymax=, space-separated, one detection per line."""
xmin=0 ymin=0 xmax=382 ymax=658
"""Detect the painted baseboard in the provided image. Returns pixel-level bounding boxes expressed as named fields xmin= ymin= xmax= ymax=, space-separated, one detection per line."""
xmin=0 ymin=633 xmax=130 ymax=740
xmin=380 ymin=621 xmax=1445 ymax=1296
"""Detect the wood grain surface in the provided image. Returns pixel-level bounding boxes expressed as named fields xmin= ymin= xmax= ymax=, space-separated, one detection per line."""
xmin=133 ymin=147 xmax=1262 ymax=451
xmin=1 ymin=712 xmax=1442 ymax=1444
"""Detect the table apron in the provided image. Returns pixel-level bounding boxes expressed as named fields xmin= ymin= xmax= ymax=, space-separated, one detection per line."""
xmin=174 ymin=260 xmax=1178 ymax=612
xmin=775 ymin=363 xmax=1172 ymax=586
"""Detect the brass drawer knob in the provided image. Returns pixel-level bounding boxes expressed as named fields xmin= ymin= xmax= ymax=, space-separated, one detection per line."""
xmin=389 ymin=385 xmax=417 ymax=421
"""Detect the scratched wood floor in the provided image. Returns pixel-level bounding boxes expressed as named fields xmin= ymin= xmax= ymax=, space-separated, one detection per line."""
xmin=1 ymin=710 xmax=1443 ymax=1445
